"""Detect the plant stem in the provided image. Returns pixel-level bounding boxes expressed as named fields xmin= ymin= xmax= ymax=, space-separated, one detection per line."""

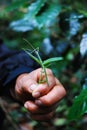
xmin=36 ymin=51 xmax=49 ymax=86
xmin=23 ymin=39 xmax=49 ymax=86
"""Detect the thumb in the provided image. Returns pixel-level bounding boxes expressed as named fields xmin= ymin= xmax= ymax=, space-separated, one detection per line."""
xmin=31 ymin=75 xmax=56 ymax=98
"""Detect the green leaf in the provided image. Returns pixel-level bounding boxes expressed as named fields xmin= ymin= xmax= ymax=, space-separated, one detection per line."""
xmin=78 ymin=9 xmax=87 ymax=17
xmin=68 ymin=89 xmax=87 ymax=121
xmin=9 ymin=1 xmax=61 ymax=31
xmin=54 ymin=118 xmax=67 ymax=126
xmin=23 ymin=49 xmax=41 ymax=65
xmin=26 ymin=0 xmax=47 ymax=18
xmin=4 ymin=0 xmax=27 ymax=12
xmin=36 ymin=3 xmax=61 ymax=28
xmin=9 ymin=19 xmax=35 ymax=32
xmin=43 ymin=57 xmax=63 ymax=66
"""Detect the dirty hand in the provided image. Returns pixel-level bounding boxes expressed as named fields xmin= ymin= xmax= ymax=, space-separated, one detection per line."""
xmin=13 ymin=68 xmax=66 ymax=121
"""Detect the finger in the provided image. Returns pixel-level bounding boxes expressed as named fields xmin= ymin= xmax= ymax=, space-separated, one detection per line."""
xmin=24 ymin=101 xmax=55 ymax=114
xmin=35 ymin=78 xmax=66 ymax=107
xmin=24 ymin=101 xmax=39 ymax=113
xmin=28 ymin=68 xmax=53 ymax=81
xmin=16 ymin=68 xmax=54 ymax=94
xmin=30 ymin=112 xmax=54 ymax=121
xmin=16 ymin=68 xmax=55 ymax=98
xmin=15 ymin=76 xmax=38 ymax=100
xmin=15 ymin=74 xmax=37 ymax=93
xmin=32 ymin=75 xmax=56 ymax=98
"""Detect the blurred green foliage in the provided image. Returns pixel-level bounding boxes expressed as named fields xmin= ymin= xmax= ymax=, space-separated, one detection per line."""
xmin=0 ymin=0 xmax=87 ymax=130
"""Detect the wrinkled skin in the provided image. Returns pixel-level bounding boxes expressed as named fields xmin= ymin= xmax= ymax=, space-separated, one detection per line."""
xmin=12 ymin=68 xmax=66 ymax=121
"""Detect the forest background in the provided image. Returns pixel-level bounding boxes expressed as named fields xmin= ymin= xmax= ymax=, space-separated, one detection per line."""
xmin=0 ymin=0 xmax=87 ymax=130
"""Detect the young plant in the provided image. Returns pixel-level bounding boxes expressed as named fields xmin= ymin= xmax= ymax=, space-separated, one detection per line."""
xmin=23 ymin=39 xmax=63 ymax=86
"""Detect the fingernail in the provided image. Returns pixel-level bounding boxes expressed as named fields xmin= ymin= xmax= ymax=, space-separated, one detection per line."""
xmin=32 ymin=92 xmax=40 ymax=98
xmin=24 ymin=102 xmax=28 ymax=109
xmin=30 ymin=84 xmax=37 ymax=91
xmin=35 ymin=100 xmax=42 ymax=106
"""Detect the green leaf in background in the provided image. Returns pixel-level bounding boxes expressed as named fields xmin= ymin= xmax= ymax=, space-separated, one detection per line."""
xmin=36 ymin=3 xmax=61 ymax=28
xmin=43 ymin=57 xmax=63 ymax=66
xmin=26 ymin=0 xmax=47 ymax=18
xmin=68 ymin=89 xmax=87 ymax=121
xmin=9 ymin=0 xmax=61 ymax=31
xmin=3 ymin=0 xmax=27 ymax=12
xmin=54 ymin=118 xmax=67 ymax=126
xmin=78 ymin=9 xmax=87 ymax=17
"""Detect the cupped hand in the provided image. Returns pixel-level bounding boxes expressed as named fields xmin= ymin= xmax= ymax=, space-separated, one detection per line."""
xmin=14 ymin=68 xmax=66 ymax=121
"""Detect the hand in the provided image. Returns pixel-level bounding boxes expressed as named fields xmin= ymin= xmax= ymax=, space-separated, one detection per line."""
xmin=14 ymin=68 xmax=66 ymax=121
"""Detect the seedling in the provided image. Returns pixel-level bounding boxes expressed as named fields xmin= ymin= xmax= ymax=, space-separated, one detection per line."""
xmin=23 ymin=39 xmax=63 ymax=86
